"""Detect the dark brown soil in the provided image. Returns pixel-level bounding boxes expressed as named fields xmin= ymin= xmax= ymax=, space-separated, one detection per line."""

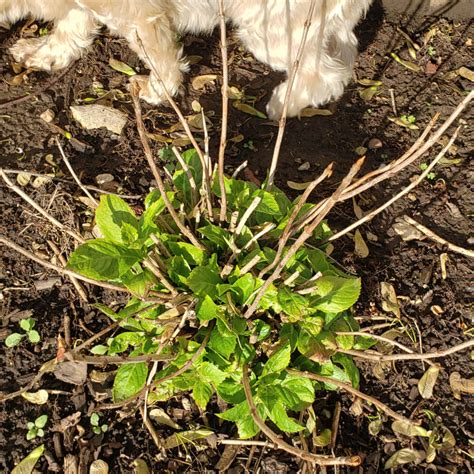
xmin=1 ymin=2 xmax=473 ymax=473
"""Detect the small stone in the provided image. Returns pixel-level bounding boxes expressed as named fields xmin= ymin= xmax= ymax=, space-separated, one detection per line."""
xmin=40 ymin=109 xmax=55 ymax=123
xmin=70 ymin=104 xmax=127 ymax=134
xmin=368 ymin=138 xmax=383 ymax=149
xmin=298 ymin=161 xmax=310 ymax=171
xmin=95 ymin=173 xmax=114 ymax=185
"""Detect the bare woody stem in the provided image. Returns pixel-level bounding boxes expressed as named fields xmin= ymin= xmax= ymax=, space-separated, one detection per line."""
xmin=287 ymin=369 xmax=416 ymax=425
xmin=0 ymin=169 xmax=84 ymax=243
xmin=244 ymin=157 xmax=364 ymax=318
xmin=130 ymin=84 xmax=205 ymax=250
xmin=218 ymin=0 xmax=229 ymax=222
xmin=135 ymin=34 xmax=213 ymax=218
xmin=340 ymin=338 xmax=474 ymax=362
xmin=242 ymin=365 xmax=361 ymax=466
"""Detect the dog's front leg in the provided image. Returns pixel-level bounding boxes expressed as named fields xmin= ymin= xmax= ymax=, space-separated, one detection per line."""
xmin=126 ymin=18 xmax=186 ymax=105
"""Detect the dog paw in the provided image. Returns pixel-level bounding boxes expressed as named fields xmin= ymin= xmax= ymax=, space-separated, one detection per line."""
xmin=10 ymin=37 xmax=46 ymax=64
xmin=266 ymin=83 xmax=302 ymax=120
xmin=10 ymin=37 xmax=73 ymax=71
xmin=129 ymin=73 xmax=181 ymax=105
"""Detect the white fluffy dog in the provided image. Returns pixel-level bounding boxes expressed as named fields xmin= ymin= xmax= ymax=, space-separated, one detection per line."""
xmin=2 ymin=0 xmax=372 ymax=119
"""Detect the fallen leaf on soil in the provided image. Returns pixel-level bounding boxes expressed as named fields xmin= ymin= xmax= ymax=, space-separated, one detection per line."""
xmin=22 ymin=389 xmax=48 ymax=405
xmin=286 ymin=180 xmax=313 ymax=190
xmin=390 ymin=52 xmax=421 ymax=72
xmin=191 ymin=74 xmax=217 ymax=90
xmin=149 ymin=408 xmax=181 ymax=429
xmin=368 ymin=419 xmax=383 ymax=436
xmin=132 ymin=459 xmax=151 ymax=474
xmin=95 ymin=173 xmax=115 ymax=185
xmin=89 ymin=459 xmax=109 ymax=474
xmin=391 ymin=420 xmax=430 ymax=438
xmin=31 ymin=176 xmax=53 ymax=188
xmin=392 ymin=218 xmax=425 ymax=242
xmin=376 ymin=328 xmax=402 ymax=354
xmin=458 ymin=66 xmax=474 ymax=82
xmin=109 ymin=58 xmax=136 ymax=76
xmin=354 ymin=230 xmax=369 ymax=258
xmin=299 ymin=107 xmax=333 ymax=117
xmin=352 ymin=198 xmax=364 ymax=219
xmin=227 ymin=85 xmax=244 ymax=100
xmin=186 ymin=55 xmax=202 ymax=64
xmin=357 ymin=79 xmax=383 ymax=87
xmin=54 ymin=361 xmax=87 ymax=385
xmin=354 ymin=146 xmax=367 ymax=156
xmin=384 ymin=448 xmax=426 ymax=469
xmin=215 ymin=445 xmax=240 ymax=471
xmin=11 ymin=444 xmax=44 ymax=474
xmin=380 ymin=282 xmax=400 ymax=318
xmin=233 ymin=101 xmax=267 ymax=119
xmin=418 ymin=365 xmax=440 ymax=399
xmin=298 ymin=161 xmax=310 ymax=171
xmin=191 ymin=100 xmax=201 ymax=112
xmin=388 ymin=116 xmax=419 ymax=130
xmin=16 ymin=172 xmax=31 ymax=186
xmin=313 ymin=428 xmax=332 ymax=447
xmin=449 ymin=371 xmax=474 ymax=400
xmin=163 ymin=429 xmax=214 ymax=449
xmin=440 ymin=253 xmax=448 ymax=280
xmin=359 ymin=86 xmax=379 ymax=102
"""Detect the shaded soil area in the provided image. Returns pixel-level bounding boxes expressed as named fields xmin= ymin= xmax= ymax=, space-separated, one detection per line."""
xmin=1 ymin=2 xmax=473 ymax=473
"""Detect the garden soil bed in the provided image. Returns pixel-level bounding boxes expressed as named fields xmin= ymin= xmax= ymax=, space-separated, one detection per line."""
xmin=1 ymin=2 xmax=473 ymax=473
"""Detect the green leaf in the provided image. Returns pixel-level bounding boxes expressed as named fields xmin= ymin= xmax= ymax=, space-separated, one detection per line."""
xmin=231 ymin=273 xmax=256 ymax=306
xmin=108 ymin=332 xmax=143 ymax=355
xmin=27 ymin=330 xmax=40 ymax=344
xmin=262 ymin=342 xmax=291 ymax=376
xmin=253 ymin=319 xmax=271 ymax=342
xmin=268 ymin=400 xmax=304 ymax=433
xmin=90 ymin=345 xmax=108 ymax=355
xmin=209 ymin=325 xmax=237 ymax=359
xmin=278 ymin=375 xmax=315 ymax=411
xmin=299 ymin=316 xmax=325 ymax=337
xmin=311 ymin=277 xmax=361 ymax=313
xmin=332 ymin=353 xmax=359 ymax=388
xmin=95 ymin=194 xmax=138 ymax=244
xmin=198 ymin=224 xmax=232 ymax=248
xmin=19 ymin=318 xmax=35 ymax=332
xmin=112 ymin=362 xmax=148 ymax=402
xmin=253 ymin=190 xmax=289 ymax=224
xmin=219 ymin=401 xmax=261 ymax=439
xmin=187 ymin=266 xmax=222 ymax=299
xmin=67 ymin=239 xmax=143 ymax=281
xmin=168 ymin=242 xmax=206 ymax=266
xmin=278 ymin=288 xmax=310 ymax=321
xmin=11 ymin=444 xmax=44 ymax=474
xmin=35 ymin=415 xmax=48 ymax=429
xmin=121 ymin=268 xmax=155 ymax=296
xmin=192 ymin=379 xmax=213 ymax=408
xmin=5 ymin=333 xmax=24 ymax=347
xmin=217 ymin=379 xmax=245 ymax=404
xmin=198 ymin=362 xmax=227 ymax=386
xmin=168 ymin=255 xmax=192 ymax=286
xmin=313 ymin=428 xmax=332 ymax=447
xmin=138 ymin=192 xmax=174 ymax=238
xmin=196 ymin=295 xmax=220 ymax=322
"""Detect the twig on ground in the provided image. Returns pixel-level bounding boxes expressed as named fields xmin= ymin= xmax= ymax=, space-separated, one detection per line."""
xmin=55 ymin=137 xmax=98 ymax=207
xmin=66 ymin=352 xmax=172 ymax=365
xmin=2 ymin=169 xmax=141 ymax=199
xmin=340 ymin=338 xmax=474 ymax=362
xmin=242 ymin=365 xmax=361 ymax=466
xmin=0 ymin=169 xmax=84 ymax=243
xmin=329 ymin=401 xmax=341 ymax=450
xmin=47 ymin=240 xmax=88 ymax=302
xmin=399 ymin=215 xmax=474 ymax=258
xmin=288 ymin=369 xmax=415 ymax=425
xmin=327 ymin=127 xmax=460 ymax=242
xmin=131 ymin=85 xmax=205 ymax=250
xmin=140 ymin=405 xmax=164 ymax=450
xmin=218 ymin=0 xmax=229 ymax=222
xmin=0 ymin=236 xmax=130 ymax=293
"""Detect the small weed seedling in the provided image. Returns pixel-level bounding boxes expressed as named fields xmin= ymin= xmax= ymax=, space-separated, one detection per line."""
xmin=5 ymin=318 xmax=40 ymax=347
xmin=90 ymin=413 xmax=108 ymax=435
xmin=26 ymin=414 xmax=48 ymax=441
xmin=419 ymin=162 xmax=437 ymax=181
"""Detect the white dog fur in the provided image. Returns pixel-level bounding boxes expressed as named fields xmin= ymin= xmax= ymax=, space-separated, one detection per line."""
xmin=1 ymin=0 xmax=372 ymax=119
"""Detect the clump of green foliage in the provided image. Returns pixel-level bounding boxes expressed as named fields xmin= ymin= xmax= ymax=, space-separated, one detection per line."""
xmin=67 ymin=148 xmax=373 ymax=440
